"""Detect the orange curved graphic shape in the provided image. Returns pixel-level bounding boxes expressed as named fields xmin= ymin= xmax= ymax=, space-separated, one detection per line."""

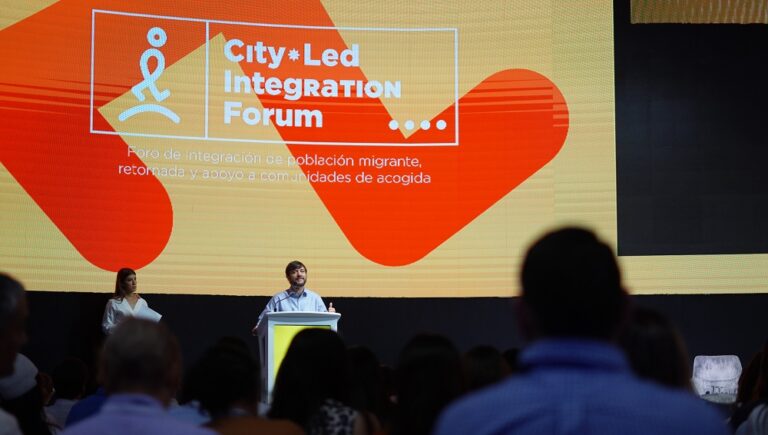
xmin=0 ymin=1 xmax=182 ymax=271
xmin=281 ymin=69 xmax=570 ymax=265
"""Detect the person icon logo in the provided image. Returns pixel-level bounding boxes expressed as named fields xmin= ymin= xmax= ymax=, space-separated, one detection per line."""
xmin=118 ymin=27 xmax=181 ymax=124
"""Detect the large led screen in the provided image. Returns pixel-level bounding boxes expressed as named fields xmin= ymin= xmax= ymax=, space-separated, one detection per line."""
xmin=5 ymin=1 xmax=735 ymax=297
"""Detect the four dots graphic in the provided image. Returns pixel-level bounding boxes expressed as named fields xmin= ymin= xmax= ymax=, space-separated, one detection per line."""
xmin=389 ymin=119 xmax=448 ymax=131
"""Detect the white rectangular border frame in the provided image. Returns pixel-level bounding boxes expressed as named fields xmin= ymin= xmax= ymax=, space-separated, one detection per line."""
xmin=89 ymin=9 xmax=459 ymax=147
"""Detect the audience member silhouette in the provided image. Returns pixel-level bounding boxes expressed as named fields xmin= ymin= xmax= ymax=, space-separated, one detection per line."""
xmin=166 ymin=345 xmax=209 ymax=426
xmin=63 ymin=387 xmax=106 ymax=428
xmin=732 ymin=349 xmax=765 ymax=429
xmin=36 ymin=372 xmax=55 ymax=407
xmin=619 ymin=306 xmax=692 ymax=389
xmin=378 ymin=365 xmax=397 ymax=419
xmin=190 ymin=337 xmax=303 ymax=435
xmin=501 ymin=348 xmax=521 ymax=374
xmin=435 ymin=227 xmax=730 ymax=435
xmin=346 ymin=346 xmax=388 ymax=433
xmin=269 ymin=328 xmax=367 ymax=435
xmin=0 ymin=273 xmax=28 ymax=435
xmin=732 ymin=340 xmax=768 ymax=434
xmin=60 ymin=318 xmax=214 ymax=435
xmin=36 ymin=371 xmax=60 ymax=432
xmin=0 ymin=354 xmax=52 ymax=435
xmin=390 ymin=334 xmax=464 ymax=435
xmin=737 ymin=351 xmax=765 ymax=408
xmin=462 ymin=345 xmax=509 ymax=392
xmin=46 ymin=358 xmax=88 ymax=427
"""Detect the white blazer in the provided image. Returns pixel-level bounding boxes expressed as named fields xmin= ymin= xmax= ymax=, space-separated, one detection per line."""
xmin=101 ymin=297 xmax=162 ymax=335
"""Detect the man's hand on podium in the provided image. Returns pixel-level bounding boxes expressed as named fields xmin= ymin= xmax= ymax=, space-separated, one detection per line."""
xmin=328 ymin=302 xmax=336 ymax=313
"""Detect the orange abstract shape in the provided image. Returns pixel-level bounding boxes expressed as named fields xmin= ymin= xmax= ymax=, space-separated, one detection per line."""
xmin=282 ymin=69 xmax=569 ymax=265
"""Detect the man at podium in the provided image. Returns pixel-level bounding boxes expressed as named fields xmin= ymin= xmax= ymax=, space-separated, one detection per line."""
xmin=252 ymin=261 xmax=335 ymax=334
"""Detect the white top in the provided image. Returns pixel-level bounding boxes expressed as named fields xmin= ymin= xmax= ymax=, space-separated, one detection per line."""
xmin=102 ymin=297 xmax=162 ymax=335
xmin=736 ymin=403 xmax=768 ymax=435
xmin=0 ymin=408 xmax=21 ymax=435
xmin=46 ymin=398 xmax=76 ymax=429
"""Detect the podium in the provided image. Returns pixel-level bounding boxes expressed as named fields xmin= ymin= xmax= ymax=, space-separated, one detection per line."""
xmin=256 ymin=311 xmax=341 ymax=404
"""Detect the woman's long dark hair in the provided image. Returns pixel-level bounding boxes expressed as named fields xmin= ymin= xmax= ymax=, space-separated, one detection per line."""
xmin=347 ymin=346 xmax=391 ymax=429
xmin=191 ymin=337 xmax=260 ymax=419
xmin=391 ymin=334 xmax=464 ymax=435
xmin=731 ymin=340 xmax=768 ymax=430
xmin=113 ymin=268 xmax=136 ymax=300
xmin=618 ymin=307 xmax=691 ymax=389
xmin=268 ymin=328 xmax=350 ymax=429
xmin=754 ymin=340 xmax=768 ymax=401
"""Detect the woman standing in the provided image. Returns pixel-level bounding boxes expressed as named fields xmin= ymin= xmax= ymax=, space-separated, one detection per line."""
xmin=101 ymin=268 xmax=160 ymax=335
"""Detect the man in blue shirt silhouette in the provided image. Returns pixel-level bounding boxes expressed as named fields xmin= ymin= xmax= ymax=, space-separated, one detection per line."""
xmin=435 ymin=227 xmax=729 ymax=435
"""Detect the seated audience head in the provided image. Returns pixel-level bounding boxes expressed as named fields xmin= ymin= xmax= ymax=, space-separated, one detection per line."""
xmin=433 ymin=228 xmax=730 ymax=435
xmin=730 ymin=341 xmax=768 ymax=431
xmin=619 ymin=307 xmax=692 ymax=389
xmin=501 ymin=348 xmax=521 ymax=374
xmin=0 ymin=273 xmax=28 ymax=377
xmin=520 ymin=227 xmax=627 ymax=340
xmin=268 ymin=328 xmax=349 ymax=427
xmin=113 ymin=267 xmax=137 ymax=299
xmin=380 ymin=364 xmax=396 ymax=406
xmin=0 ymin=354 xmax=52 ymax=435
xmin=36 ymin=371 xmax=55 ymax=406
xmin=192 ymin=337 xmax=260 ymax=419
xmin=52 ymin=357 xmax=89 ymax=401
xmin=462 ymin=345 xmax=509 ymax=391
xmin=752 ymin=340 xmax=768 ymax=401
xmin=393 ymin=333 xmax=463 ymax=435
xmin=737 ymin=350 xmax=764 ymax=405
xmin=99 ymin=318 xmax=181 ymax=405
xmin=347 ymin=345 xmax=388 ymax=427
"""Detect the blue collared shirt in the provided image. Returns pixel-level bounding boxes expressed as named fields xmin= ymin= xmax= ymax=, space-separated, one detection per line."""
xmin=65 ymin=388 xmax=107 ymax=427
xmin=257 ymin=288 xmax=327 ymax=325
xmin=61 ymin=394 xmax=215 ymax=435
xmin=435 ymin=339 xmax=730 ymax=435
